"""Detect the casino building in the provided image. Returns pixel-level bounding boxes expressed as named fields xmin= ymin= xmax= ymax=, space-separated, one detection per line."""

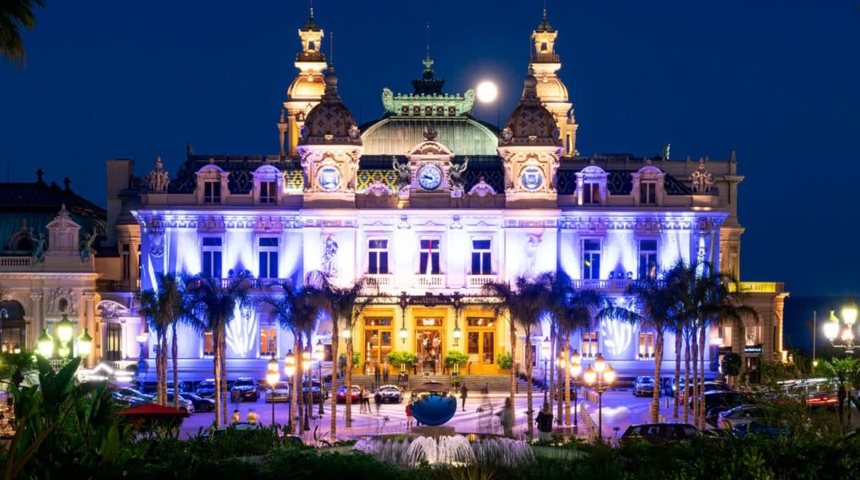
xmin=0 ymin=8 xmax=787 ymax=384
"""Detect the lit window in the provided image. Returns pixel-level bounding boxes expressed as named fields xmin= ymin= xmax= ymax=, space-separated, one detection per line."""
xmin=258 ymin=237 xmax=279 ymax=279
xmin=583 ymin=182 xmax=600 ymax=204
xmin=582 ymin=331 xmax=598 ymax=358
xmin=260 ymin=327 xmax=277 ymax=356
xmin=638 ymin=239 xmax=658 ymax=280
xmin=638 ymin=331 xmax=655 ymax=359
xmin=259 ymin=181 xmax=277 ymax=204
xmin=419 ymin=239 xmax=440 ymax=275
xmin=368 ymin=239 xmax=389 ymax=274
xmin=204 ymin=181 xmax=221 ymax=204
xmin=582 ymin=239 xmax=601 ymax=280
xmin=201 ymin=237 xmax=222 ymax=278
xmin=471 ymin=239 xmax=492 ymax=275
xmin=640 ymin=182 xmax=657 ymax=205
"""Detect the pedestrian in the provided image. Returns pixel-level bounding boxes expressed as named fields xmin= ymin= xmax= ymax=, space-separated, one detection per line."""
xmin=405 ymin=403 xmax=414 ymax=430
xmin=358 ymin=387 xmax=367 ymax=413
xmin=246 ymin=409 xmax=258 ymax=425
xmin=231 ymin=409 xmax=241 ymax=424
xmin=374 ymin=390 xmax=382 ymax=415
xmin=496 ymin=397 xmax=514 ymax=438
xmin=536 ymin=403 xmax=553 ymax=441
xmin=361 ymin=386 xmax=372 ymax=413
xmin=374 ymin=365 xmax=381 ymax=384
xmin=460 ymin=383 xmax=469 ymax=411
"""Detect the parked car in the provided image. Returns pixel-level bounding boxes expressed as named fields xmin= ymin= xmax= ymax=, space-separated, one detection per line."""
xmin=620 ymin=423 xmax=701 ymax=445
xmin=633 ymin=376 xmax=655 ymax=397
xmin=732 ymin=421 xmax=791 ymax=439
xmin=376 ymin=384 xmax=403 ymax=404
xmin=179 ymin=392 xmax=215 ymax=412
xmin=718 ymin=405 xmax=765 ymax=430
xmin=230 ymin=377 xmax=260 ymax=401
xmin=195 ymin=379 xmax=217 ymax=398
xmin=162 ymin=393 xmax=195 ymax=414
xmin=301 ymin=379 xmax=327 ymax=403
xmin=694 ymin=390 xmax=748 ymax=412
xmin=336 ymin=385 xmax=361 ymax=404
xmin=111 ymin=387 xmax=151 ymax=407
xmin=265 ymin=381 xmax=291 ymax=403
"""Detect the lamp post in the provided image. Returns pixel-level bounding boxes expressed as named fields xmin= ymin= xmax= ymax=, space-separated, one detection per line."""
xmin=284 ymin=350 xmax=295 ymax=431
xmin=541 ymin=336 xmax=551 ymax=404
xmin=452 ymin=292 xmax=462 ymax=347
xmin=399 ymin=291 xmax=409 ymax=345
xmin=569 ymin=350 xmax=582 ymax=432
xmin=583 ymin=353 xmax=616 ymax=441
xmin=823 ymin=305 xmax=858 ymax=354
xmin=77 ymin=329 xmax=93 ymax=366
xmin=56 ymin=314 xmax=74 ymax=359
xmin=37 ymin=329 xmax=54 ymax=358
xmin=555 ymin=351 xmax=566 ymax=424
xmin=266 ymin=355 xmax=279 ymax=426
xmin=315 ymin=340 xmax=324 ymax=415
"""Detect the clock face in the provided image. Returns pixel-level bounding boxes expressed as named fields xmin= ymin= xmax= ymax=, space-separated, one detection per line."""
xmin=520 ymin=166 xmax=544 ymax=191
xmin=417 ymin=164 xmax=443 ymax=190
xmin=317 ymin=166 xmax=341 ymax=191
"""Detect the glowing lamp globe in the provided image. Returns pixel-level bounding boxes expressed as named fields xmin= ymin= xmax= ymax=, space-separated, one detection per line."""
xmin=476 ymin=80 xmax=498 ymax=104
xmin=77 ymin=329 xmax=93 ymax=357
xmin=594 ymin=353 xmax=606 ymax=373
xmin=823 ymin=315 xmax=840 ymax=342
xmin=37 ymin=329 xmax=54 ymax=358
xmin=842 ymin=305 xmax=858 ymax=326
xmin=604 ymin=365 xmax=617 ymax=385
xmin=570 ymin=362 xmax=582 ymax=378
xmin=342 ymin=328 xmax=352 ymax=340
xmin=571 ymin=349 xmax=582 ymax=366
xmin=56 ymin=314 xmax=74 ymax=344
xmin=284 ymin=350 xmax=296 ymax=377
xmin=583 ymin=365 xmax=596 ymax=386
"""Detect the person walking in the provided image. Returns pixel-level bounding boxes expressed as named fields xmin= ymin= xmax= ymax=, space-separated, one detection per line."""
xmin=361 ymin=386 xmax=372 ymax=413
xmin=536 ymin=403 xmax=553 ymax=441
xmin=374 ymin=390 xmax=382 ymax=415
xmin=405 ymin=403 xmax=414 ymax=430
xmin=496 ymin=397 xmax=514 ymax=438
xmin=460 ymin=383 xmax=469 ymax=411
xmin=246 ymin=409 xmax=259 ymax=425
xmin=358 ymin=387 xmax=367 ymax=413
xmin=231 ymin=409 xmax=241 ymax=425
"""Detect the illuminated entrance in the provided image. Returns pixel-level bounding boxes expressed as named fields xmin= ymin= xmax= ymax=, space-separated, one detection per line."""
xmin=466 ymin=317 xmax=495 ymax=374
xmin=363 ymin=317 xmax=393 ymax=374
xmin=415 ymin=317 xmax=443 ymax=374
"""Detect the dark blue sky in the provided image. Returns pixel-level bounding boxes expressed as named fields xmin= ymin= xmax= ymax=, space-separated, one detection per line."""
xmin=1 ymin=1 xmax=858 ymax=296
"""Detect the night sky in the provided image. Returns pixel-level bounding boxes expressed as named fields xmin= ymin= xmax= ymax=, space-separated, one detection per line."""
xmin=1 ymin=0 xmax=858 ymax=297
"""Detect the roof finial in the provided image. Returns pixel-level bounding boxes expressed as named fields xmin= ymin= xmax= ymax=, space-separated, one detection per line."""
xmin=309 ymin=0 xmax=314 ymax=19
xmin=543 ymin=0 xmax=547 ymax=20
xmin=329 ymin=31 xmax=334 ymax=67
xmin=423 ymin=23 xmax=434 ymax=72
xmin=426 ymin=23 xmax=431 ymax=61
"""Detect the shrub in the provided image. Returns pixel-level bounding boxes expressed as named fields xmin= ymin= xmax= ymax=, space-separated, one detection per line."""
xmin=444 ymin=350 xmax=469 ymax=369
xmin=497 ymin=352 xmax=513 ymax=369
xmin=387 ymin=351 xmax=417 ymax=369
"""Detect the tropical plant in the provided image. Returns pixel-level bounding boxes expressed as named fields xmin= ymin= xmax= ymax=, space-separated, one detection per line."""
xmin=139 ymin=273 xmax=188 ymax=406
xmin=822 ymin=357 xmax=860 ymax=432
xmin=496 ymin=352 xmax=513 ymax=370
xmin=444 ymin=350 xmax=469 ymax=370
xmin=0 ymin=0 xmax=44 ymax=65
xmin=0 ymin=350 xmax=36 ymax=390
xmin=184 ymin=275 xmax=251 ymax=426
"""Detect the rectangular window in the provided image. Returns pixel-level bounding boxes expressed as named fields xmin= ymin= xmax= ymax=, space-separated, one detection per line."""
xmin=259 ymin=181 xmax=277 ymax=204
xmin=105 ymin=323 xmax=122 ymax=361
xmin=260 ymin=327 xmax=277 ymax=356
xmin=201 ymin=237 xmax=222 ymax=278
xmin=258 ymin=237 xmax=279 ymax=279
xmin=640 ymin=182 xmax=657 ymax=205
xmin=368 ymin=239 xmax=389 ymax=274
xmin=470 ymin=239 xmax=492 ymax=275
xmin=203 ymin=331 xmax=214 ymax=356
xmin=638 ymin=331 xmax=655 ymax=359
xmin=121 ymin=244 xmax=130 ymax=280
xmin=638 ymin=239 xmax=658 ymax=280
xmin=582 ymin=239 xmax=601 ymax=280
xmin=467 ymin=332 xmax=480 ymax=355
xmin=582 ymin=331 xmax=598 ymax=358
xmin=583 ymin=182 xmax=600 ymax=204
xmin=419 ymin=238 xmax=440 ymax=275
xmin=204 ymin=181 xmax=221 ymax=204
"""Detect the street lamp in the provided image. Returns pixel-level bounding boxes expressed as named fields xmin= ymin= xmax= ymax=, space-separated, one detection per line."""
xmin=267 ymin=355 xmax=279 ymax=426
xmin=583 ymin=353 xmax=616 ymax=441
xmin=569 ymin=350 xmax=582 ymax=432
xmin=77 ymin=329 xmax=93 ymax=362
xmin=284 ymin=350 xmax=295 ymax=431
xmin=824 ymin=305 xmax=858 ymax=354
xmin=399 ymin=291 xmax=409 ymax=345
xmin=452 ymin=291 xmax=462 ymax=347
xmin=37 ymin=329 xmax=54 ymax=358
xmin=315 ymin=340 xmax=325 ymax=415
xmin=541 ymin=336 xmax=551 ymax=404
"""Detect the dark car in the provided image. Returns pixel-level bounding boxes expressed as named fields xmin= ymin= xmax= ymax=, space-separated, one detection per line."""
xmin=195 ymin=379 xmax=217 ymax=398
xmin=732 ymin=421 xmax=791 ymax=439
xmin=633 ymin=376 xmax=655 ymax=397
xmin=376 ymin=384 xmax=403 ymax=404
xmin=111 ymin=387 xmax=151 ymax=407
xmin=336 ymin=385 xmax=361 ymax=403
xmin=180 ymin=392 xmax=215 ymax=412
xmin=697 ymin=391 xmax=748 ymax=412
xmin=621 ymin=423 xmax=701 ymax=445
xmin=231 ymin=377 xmax=260 ymax=401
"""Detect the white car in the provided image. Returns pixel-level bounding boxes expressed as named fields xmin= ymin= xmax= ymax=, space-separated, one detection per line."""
xmin=164 ymin=391 xmax=195 ymax=414
xmin=717 ymin=404 xmax=763 ymax=430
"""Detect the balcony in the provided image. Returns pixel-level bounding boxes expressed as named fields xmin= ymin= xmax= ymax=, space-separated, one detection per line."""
xmin=569 ymin=279 xmax=632 ymax=293
xmin=417 ymin=275 xmax=445 ymax=288
xmin=362 ymin=274 xmax=393 ymax=289
xmin=467 ymin=274 xmax=497 ymax=289
xmin=0 ymin=256 xmax=33 ymax=270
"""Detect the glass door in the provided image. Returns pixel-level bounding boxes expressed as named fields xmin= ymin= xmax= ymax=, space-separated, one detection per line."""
xmin=363 ymin=317 xmax=392 ymax=375
xmin=467 ymin=317 xmax=496 ymax=374
xmin=415 ymin=318 xmax=443 ymax=375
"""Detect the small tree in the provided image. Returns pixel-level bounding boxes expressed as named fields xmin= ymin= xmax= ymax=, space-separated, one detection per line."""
xmin=444 ymin=351 xmax=469 ymax=374
xmin=387 ymin=351 xmax=417 ymax=372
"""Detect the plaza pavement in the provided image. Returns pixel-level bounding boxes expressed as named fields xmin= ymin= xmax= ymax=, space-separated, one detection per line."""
xmin=178 ymin=389 xmax=684 ymax=442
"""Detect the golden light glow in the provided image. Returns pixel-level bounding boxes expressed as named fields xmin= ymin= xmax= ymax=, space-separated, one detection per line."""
xmin=476 ymin=80 xmax=498 ymax=104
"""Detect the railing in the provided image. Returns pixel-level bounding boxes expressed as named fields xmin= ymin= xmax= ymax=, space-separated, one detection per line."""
xmin=467 ymin=275 xmax=497 ymax=289
xmin=363 ymin=275 xmax=393 ymax=288
xmin=417 ymin=275 xmax=445 ymax=288
xmin=731 ymin=282 xmax=782 ymax=293
xmin=0 ymin=256 xmax=33 ymax=269
xmin=569 ymin=279 xmax=632 ymax=292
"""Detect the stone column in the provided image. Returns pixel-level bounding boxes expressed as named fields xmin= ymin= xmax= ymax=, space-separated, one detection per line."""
xmin=83 ymin=292 xmax=97 ymax=366
xmin=28 ymin=291 xmax=43 ymax=350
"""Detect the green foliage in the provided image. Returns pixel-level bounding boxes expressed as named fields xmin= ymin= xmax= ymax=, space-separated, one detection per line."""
xmin=721 ymin=352 xmax=742 ymax=377
xmin=444 ymin=350 xmax=469 ymax=369
xmin=387 ymin=351 xmax=417 ymax=368
xmin=339 ymin=351 xmax=361 ymax=370
xmin=0 ymin=350 xmax=36 ymax=388
xmin=496 ymin=352 xmax=513 ymax=369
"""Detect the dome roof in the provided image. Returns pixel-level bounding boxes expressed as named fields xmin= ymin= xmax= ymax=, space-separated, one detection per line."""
xmin=287 ymin=73 xmax=325 ymax=102
xmin=299 ymin=69 xmax=362 ymax=146
xmin=500 ymin=73 xmax=560 ymax=147
xmin=535 ymin=76 xmax=569 ymax=104
xmin=361 ymin=117 xmax=498 ymax=156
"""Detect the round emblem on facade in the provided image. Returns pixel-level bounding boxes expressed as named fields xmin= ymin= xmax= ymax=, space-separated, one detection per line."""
xmin=417 ymin=164 xmax=443 ymax=190
xmin=520 ymin=166 xmax=543 ymax=191
xmin=317 ymin=166 xmax=341 ymax=191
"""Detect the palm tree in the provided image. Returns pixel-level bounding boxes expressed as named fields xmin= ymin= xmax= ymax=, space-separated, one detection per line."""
xmin=0 ymin=0 xmax=44 ymax=65
xmin=139 ymin=272 xmax=185 ymax=406
xmin=185 ymin=276 xmax=251 ymax=426
xmin=483 ymin=280 xmax=518 ymax=413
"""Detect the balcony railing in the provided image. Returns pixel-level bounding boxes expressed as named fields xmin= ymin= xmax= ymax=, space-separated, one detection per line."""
xmin=569 ymin=279 xmax=632 ymax=292
xmin=467 ymin=275 xmax=497 ymax=289
xmin=417 ymin=275 xmax=445 ymax=288
xmin=0 ymin=256 xmax=33 ymax=269
xmin=363 ymin=274 xmax=393 ymax=288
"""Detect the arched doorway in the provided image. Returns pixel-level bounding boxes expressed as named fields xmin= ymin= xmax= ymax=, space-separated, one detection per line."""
xmin=0 ymin=300 xmax=26 ymax=353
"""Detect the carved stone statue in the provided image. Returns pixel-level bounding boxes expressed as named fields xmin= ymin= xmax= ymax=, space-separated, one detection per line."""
xmin=348 ymin=124 xmax=361 ymax=141
xmin=468 ymin=175 xmax=497 ymax=197
xmin=392 ymin=156 xmax=411 ymax=190
xmin=448 ymin=157 xmax=469 ymax=189
xmin=321 ymin=235 xmax=338 ymax=277
xmin=29 ymin=229 xmax=47 ymax=264
xmin=500 ymin=127 xmax=513 ymax=144
xmin=79 ymin=230 xmax=98 ymax=262
xmin=423 ymin=123 xmax=438 ymax=141
xmin=146 ymin=156 xmax=170 ymax=192
xmin=690 ymin=159 xmax=713 ymax=193
xmin=382 ymin=87 xmax=395 ymax=113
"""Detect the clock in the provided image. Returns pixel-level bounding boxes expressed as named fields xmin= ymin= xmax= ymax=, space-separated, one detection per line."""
xmin=520 ymin=166 xmax=544 ymax=191
xmin=317 ymin=166 xmax=341 ymax=191
xmin=417 ymin=164 xmax=443 ymax=190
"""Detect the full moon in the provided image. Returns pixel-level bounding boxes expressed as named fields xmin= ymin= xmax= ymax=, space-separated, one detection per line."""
xmin=476 ymin=80 xmax=498 ymax=104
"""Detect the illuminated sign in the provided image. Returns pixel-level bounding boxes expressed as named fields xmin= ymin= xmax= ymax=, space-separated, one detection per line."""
xmin=744 ymin=344 xmax=763 ymax=355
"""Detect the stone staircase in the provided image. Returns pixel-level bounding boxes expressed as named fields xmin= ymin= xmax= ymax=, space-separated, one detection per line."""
xmin=345 ymin=374 xmax=530 ymax=393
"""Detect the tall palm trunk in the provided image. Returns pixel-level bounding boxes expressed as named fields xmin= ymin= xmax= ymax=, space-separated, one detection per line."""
xmin=345 ymin=335 xmax=353 ymax=428
xmin=160 ymin=333 xmax=168 ymax=405
xmin=563 ymin=337 xmax=571 ymax=425
xmin=683 ymin=332 xmax=691 ymax=423
xmin=554 ymin=331 xmax=562 ymax=423
xmin=691 ymin=326 xmax=699 ymax=423
xmin=548 ymin=326 xmax=555 ymax=407
xmin=154 ymin=333 xmax=162 ymax=405
xmin=172 ymin=322 xmax=179 ymax=409
xmin=698 ymin=325 xmax=707 ymax=429
xmin=650 ymin=329 xmax=664 ymax=423
xmin=673 ymin=331 xmax=682 ymax=418
xmin=290 ymin=331 xmax=301 ymax=435
xmin=330 ymin=320 xmax=339 ymax=438
xmin=525 ymin=327 xmax=534 ymax=439
xmin=220 ymin=325 xmax=228 ymax=426
xmin=213 ymin=330 xmax=222 ymax=426
xmin=509 ymin=320 xmax=517 ymax=411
